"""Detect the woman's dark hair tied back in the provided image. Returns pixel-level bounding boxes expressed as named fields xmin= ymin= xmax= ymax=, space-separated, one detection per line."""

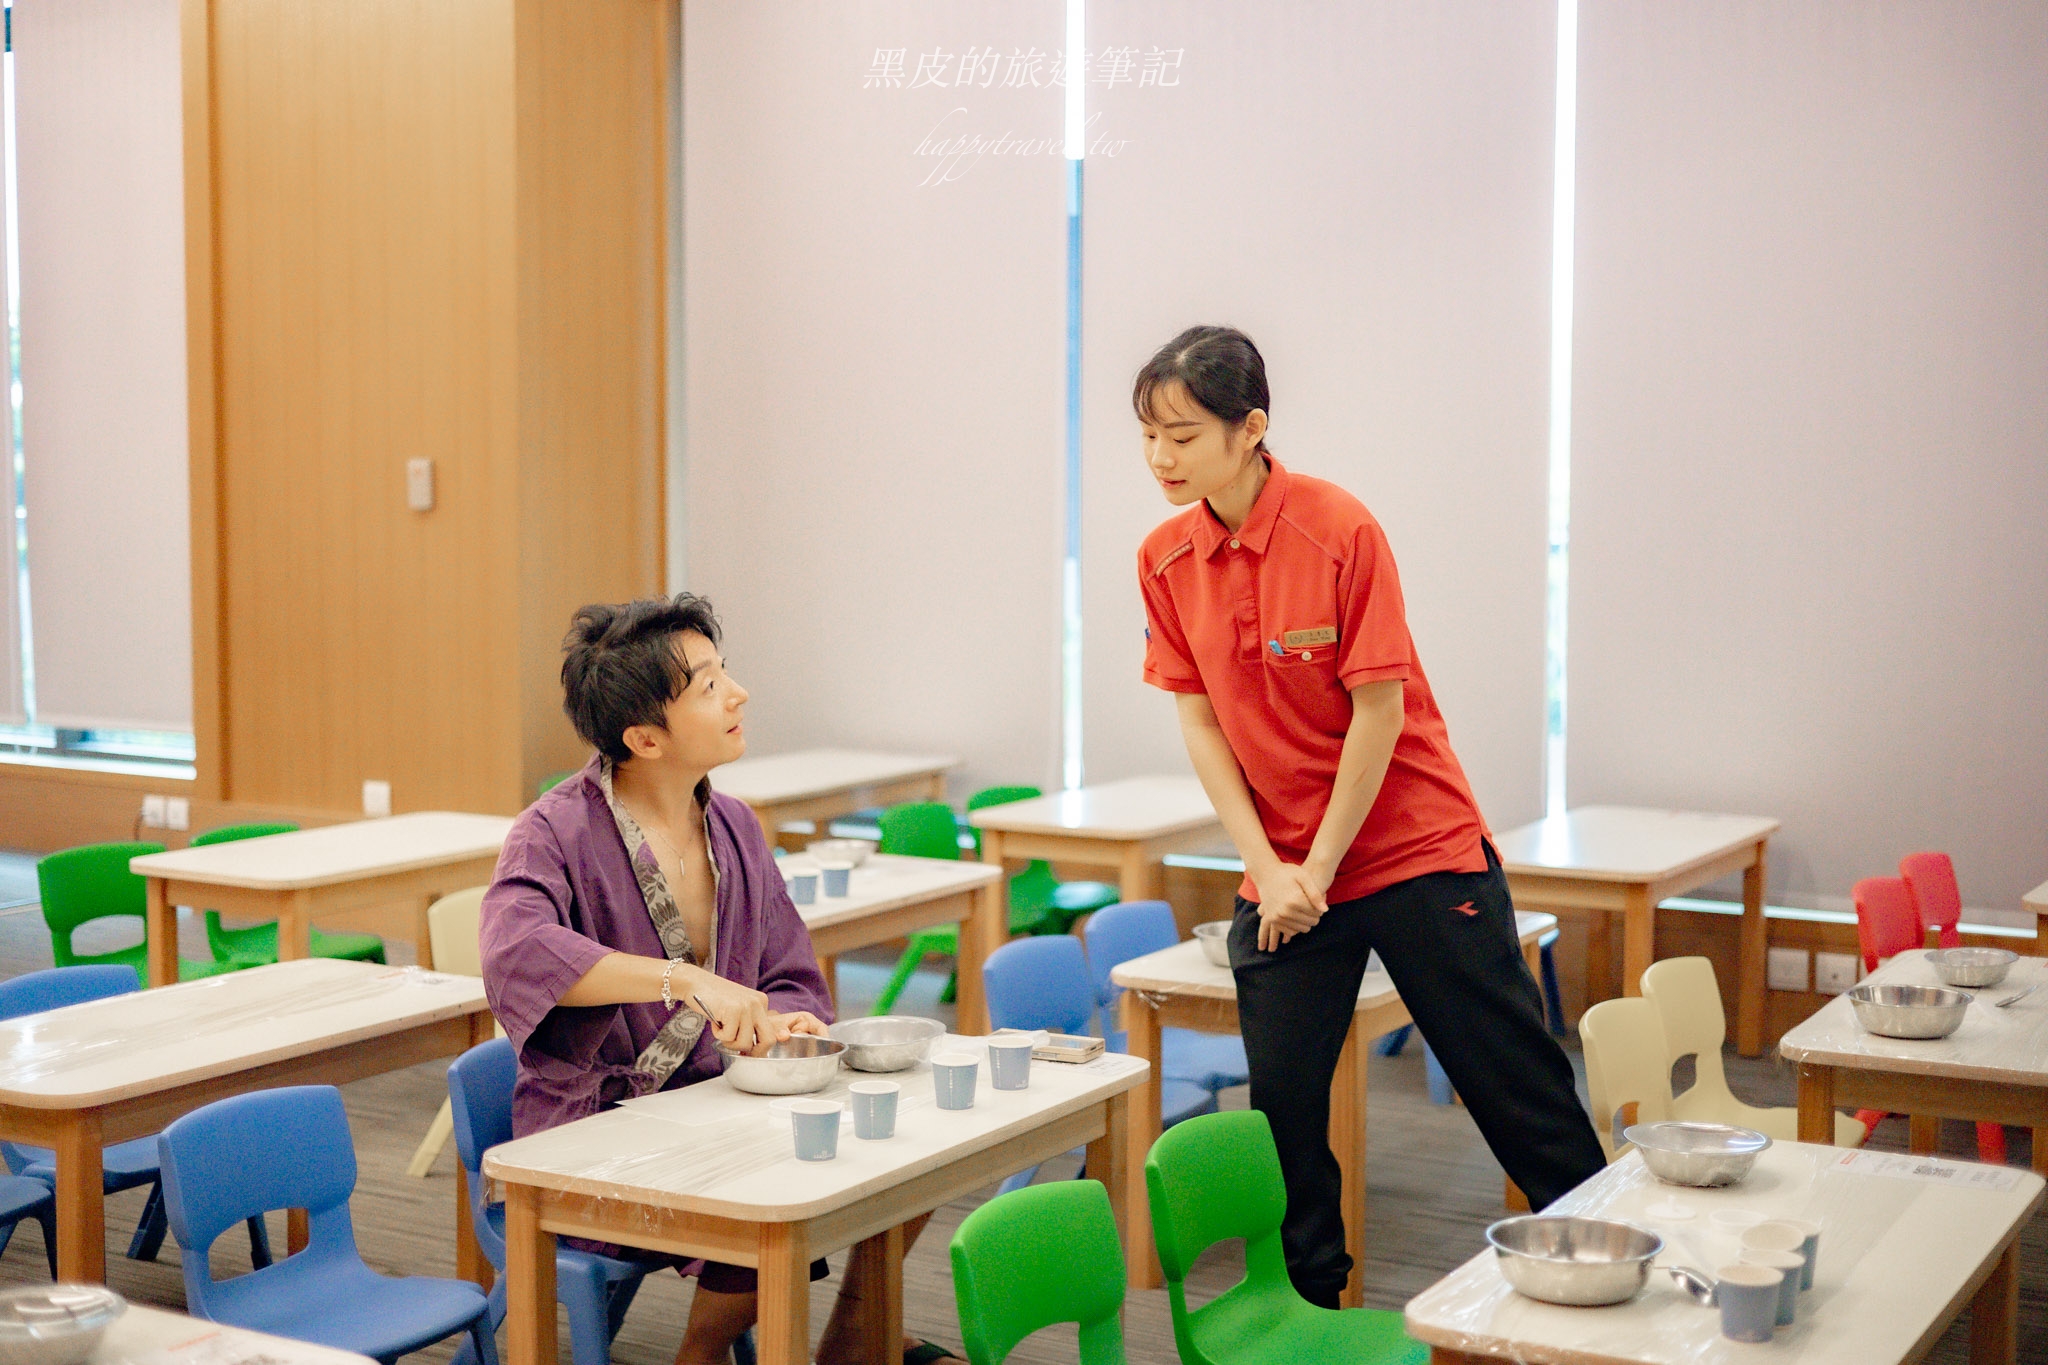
xmin=560 ymin=594 xmax=722 ymax=762
xmin=1132 ymin=325 xmax=1270 ymax=452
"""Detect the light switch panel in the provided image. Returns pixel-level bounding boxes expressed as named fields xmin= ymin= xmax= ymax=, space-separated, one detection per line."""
xmin=406 ymin=458 xmax=435 ymax=511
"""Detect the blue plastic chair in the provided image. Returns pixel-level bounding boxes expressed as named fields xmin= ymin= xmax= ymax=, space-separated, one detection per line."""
xmin=0 ymin=1175 xmax=56 ymax=1278
xmin=1081 ymin=902 xmax=1250 ymax=1095
xmin=158 ymin=1086 xmax=497 ymax=1365
xmin=0 ymin=965 xmax=269 ymax=1267
xmin=447 ymin=1039 xmax=649 ymax=1365
xmin=982 ymin=936 xmax=1217 ymax=1196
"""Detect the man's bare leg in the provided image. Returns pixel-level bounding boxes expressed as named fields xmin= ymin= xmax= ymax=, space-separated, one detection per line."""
xmin=815 ymin=1213 xmax=962 ymax=1365
xmin=676 ymin=1284 xmax=757 ymax=1365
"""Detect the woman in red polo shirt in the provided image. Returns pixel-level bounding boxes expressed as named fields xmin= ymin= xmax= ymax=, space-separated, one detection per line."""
xmin=1134 ymin=325 xmax=1604 ymax=1308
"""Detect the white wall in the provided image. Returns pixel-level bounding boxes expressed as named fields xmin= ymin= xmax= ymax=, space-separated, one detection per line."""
xmin=1078 ymin=0 xmax=1558 ymax=832
xmin=1567 ymin=1 xmax=2048 ymax=916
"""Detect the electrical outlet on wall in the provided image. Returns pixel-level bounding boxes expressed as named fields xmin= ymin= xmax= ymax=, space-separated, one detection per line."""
xmin=1767 ymin=947 xmax=1810 ymax=992
xmin=165 ymin=797 xmax=190 ymax=831
xmin=141 ymin=795 xmax=167 ymax=828
xmin=1815 ymin=952 xmax=1860 ymax=996
xmin=363 ymin=780 xmax=392 ymax=818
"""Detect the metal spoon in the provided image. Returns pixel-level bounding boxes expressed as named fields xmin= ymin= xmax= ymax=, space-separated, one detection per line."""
xmin=1667 ymin=1265 xmax=1718 ymax=1306
xmin=1994 ymin=983 xmax=2040 ymax=1008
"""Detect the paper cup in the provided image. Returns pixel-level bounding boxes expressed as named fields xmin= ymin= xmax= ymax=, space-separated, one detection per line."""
xmin=850 ymin=1080 xmax=899 ymax=1140
xmin=931 ymin=1051 xmax=979 ymax=1110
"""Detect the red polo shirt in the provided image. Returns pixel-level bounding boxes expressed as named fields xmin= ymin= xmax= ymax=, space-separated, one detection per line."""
xmin=1138 ymin=457 xmax=1489 ymax=905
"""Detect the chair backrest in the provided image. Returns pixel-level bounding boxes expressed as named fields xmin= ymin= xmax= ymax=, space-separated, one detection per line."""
xmin=1638 ymin=956 xmax=1740 ymax=1122
xmin=37 ymin=843 xmax=164 ymax=964
xmin=158 ymin=1085 xmax=360 ymax=1310
xmin=878 ymin=802 xmax=961 ymax=861
xmin=536 ymin=770 xmax=577 ymax=798
xmin=0 ymin=964 xmax=140 ymax=1021
xmin=1144 ymin=1109 xmax=1294 ymax=1347
xmin=191 ymin=822 xmax=298 ymax=848
xmin=982 ymin=936 xmax=1096 ymax=1035
xmin=952 ymin=1179 xmax=1125 ymax=1365
xmin=964 ymin=785 xmax=1048 ymax=866
xmin=1079 ymin=901 xmax=1177 ymax=1010
xmin=1899 ymin=852 xmax=1963 ymax=949
xmin=1853 ymin=876 xmax=1922 ymax=971
xmin=447 ymin=1037 xmax=516 ymax=1267
xmin=428 ymin=888 xmax=489 ymax=978
xmin=1577 ymin=996 xmax=1674 ymax=1159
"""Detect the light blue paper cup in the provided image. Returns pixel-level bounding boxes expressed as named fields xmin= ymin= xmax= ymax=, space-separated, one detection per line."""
xmin=1744 ymin=1220 xmax=1820 ymax=1291
xmin=786 ymin=871 xmax=818 ymax=905
xmin=820 ymin=862 xmax=853 ymax=897
xmin=790 ymin=1100 xmax=842 ymax=1161
xmin=1716 ymin=1263 xmax=1782 ymax=1343
xmin=1741 ymin=1250 xmax=1803 ymax=1326
xmin=931 ymin=1051 xmax=979 ymax=1110
xmin=850 ymin=1080 xmax=899 ymax=1140
xmin=986 ymin=1036 xmax=1034 ymax=1091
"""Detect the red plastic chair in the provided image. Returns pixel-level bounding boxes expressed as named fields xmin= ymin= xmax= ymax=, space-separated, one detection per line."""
xmin=1854 ymin=876 xmax=1922 ymax=971
xmin=1896 ymin=855 xmax=2007 ymax=1164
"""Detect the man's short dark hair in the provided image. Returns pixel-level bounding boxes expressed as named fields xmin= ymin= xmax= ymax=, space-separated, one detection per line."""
xmin=560 ymin=594 xmax=723 ymax=762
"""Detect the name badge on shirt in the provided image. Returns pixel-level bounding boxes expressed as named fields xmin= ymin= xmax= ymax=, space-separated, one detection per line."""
xmin=1282 ymin=626 xmax=1338 ymax=649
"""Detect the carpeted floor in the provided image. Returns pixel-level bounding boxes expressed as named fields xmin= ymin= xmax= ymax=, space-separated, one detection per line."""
xmin=0 ymin=848 xmax=2036 ymax=1364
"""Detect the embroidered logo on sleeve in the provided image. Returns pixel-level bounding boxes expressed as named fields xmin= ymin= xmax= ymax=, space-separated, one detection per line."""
xmin=1282 ymin=626 xmax=1338 ymax=648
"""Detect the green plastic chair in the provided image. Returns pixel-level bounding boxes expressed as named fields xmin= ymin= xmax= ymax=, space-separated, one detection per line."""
xmin=195 ymin=824 xmax=386 ymax=968
xmin=38 ymin=843 xmax=243 ymax=983
xmin=869 ymin=802 xmax=1055 ymax=1015
xmin=535 ymin=770 xmax=577 ymax=798
xmin=966 ymin=786 xmax=1121 ymax=933
xmin=951 ymin=1180 xmax=1126 ymax=1365
xmin=1146 ymin=1111 xmax=1425 ymax=1365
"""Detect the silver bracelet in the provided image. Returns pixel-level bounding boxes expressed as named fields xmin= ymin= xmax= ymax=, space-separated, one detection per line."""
xmin=661 ymin=959 xmax=679 ymax=1011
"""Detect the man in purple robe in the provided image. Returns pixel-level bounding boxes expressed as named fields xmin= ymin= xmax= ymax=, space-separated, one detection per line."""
xmin=482 ymin=595 xmax=961 ymax=1365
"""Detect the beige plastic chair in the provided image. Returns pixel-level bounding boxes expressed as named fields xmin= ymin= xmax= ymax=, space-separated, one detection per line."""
xmin=405 ymin=887 xmax=493 ymax=1177
xmin=1640 ymin=956 xmax=1868 ymax=1148
xmin=1578 ymin=996 xmax=1676 ymax=1160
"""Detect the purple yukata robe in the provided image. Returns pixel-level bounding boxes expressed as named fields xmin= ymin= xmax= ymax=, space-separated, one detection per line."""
xmin=480 ymin=756 xmax=835 ymax=1289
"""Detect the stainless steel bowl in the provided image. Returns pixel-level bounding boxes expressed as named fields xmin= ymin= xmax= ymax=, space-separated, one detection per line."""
xmin=805 ymin=839 xmax=875 ymax=868
xmin=827 ymin=1016 xmax=945 ymax=1072
xmin=1623 ymin=1121 xmax=1771 ymax=1187
xmin=717 ymin=1035 xmax=848 ymax=1094
xmin=0 ymin=1286 xmax=125 ymax=1365
xmin=1486 ymin=1216 xmax=1665 ymax=1306
xmin=1847 ymin=983 xmax=1972 ymax=1039
xmin=1928 ymin=947 xmax=2018 ymax=989
xmin=1192 ymin=920 xmax=1231 ymax=967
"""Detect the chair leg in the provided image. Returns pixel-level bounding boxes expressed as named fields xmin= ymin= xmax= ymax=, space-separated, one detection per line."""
xmin=1977 ymin=1121 xmax=2008 ymax=1164
xmin=562 ymin=1267 xmax=617 ymax=1365
xmin=128 ymin=1181 xmax=169 ymax=1262
xmin=996 ymin=1165 xmax=1041 ymax=1197
xmin=35 ymin=1207 xmax=56 ymax=1279
xmin=247 ymin=1215 xmax=273 ymax=1269
xmin=940 ymin=967 xmax=958 ymax=1005
xmin=466 ymin=1314 xmax=502 ymax=1365
xmin=871 ymin=947 xmax=927 ymax=1016
xmin=732 ymin=1327 xmax=756 ymax=1365
xmin=1374 ymin=1024 xmax=1412 ymax=1057
xmin=605 ymin=1276 xmax=643 ymax=1341
xmin=407 ymin=1100 xmax=456 ymax=1178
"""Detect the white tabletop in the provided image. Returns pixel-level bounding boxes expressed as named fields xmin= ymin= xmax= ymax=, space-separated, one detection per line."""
xmin=0 ymin=959 xmax=487 ymax=1107
xmin=714 ymin=749 xmax=956 ymax=805
xmin=1404 ymin=1141 xmax=2045 ymax=1365
xmin=1778 ymin=949 xmax=2048 ymax=1085
xmin=1493 ymin=806 xmax=1780 ymax=883
xmin=99 ymin=1304 xmax=376 ymax=1365
xmin=966 ymin=775 xmax=1218 ymax=841
xmin=2024 ymin=878 xmax=2048 ymax=916
xmin=1108 ymin=911 xmax=1558 ymax=1003
xmin=129 ymin=812 xmax=514 ymax=890
xmin=788 ymin=854 xmax=999 ymax=935
xmin=482 ymin=1035 xmax=1148 ymax=1223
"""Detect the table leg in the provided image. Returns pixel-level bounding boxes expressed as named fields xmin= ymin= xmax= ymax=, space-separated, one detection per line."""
xmin=454 ymin=1164 xmax=491 ymax=1289
xmin=276 ymin=888 xmax=313 ymax=962
xmin=1796 ymin=1064 xmax=1835 ymax=1144
xmin=845 ymin=1223 xmax=905 ymax=1364
xmin=1583 ymin=910 xmax=1614 ymax=1009
xmin=1909 ymin=1115 xmax=1941 ymax=1155
xmin=415 ymin=894 xmax=439 ymax=970
xmin=959 ymin=840 xmax=1008 ymax=1035
xmin=53 ymin=1113 xmax=106 ymax=1282
xmin=287 ymin=1209 xmax=309 ymax=1255
xmin=145 ymin=878 xmax=178 ymax=988
xmin=504 ymin=1183 xmax=557 ymax=1365
xmin=819 ymin=955 xmax=839 ymax=1011
xmin=755 ymin=1223 xmax=811 ymax=1365
xmin=1735 ymin=841 xmax=1770 ymax=1056
xmin=1620 ymin=885 xmax=1654 ymax=997
xmin=1117 ymin=994 xmax=1163 ymax=1290
xmin=1329 ymin=1019 xmax=1367 ymax=1310
xmin=1116 ymin=845 xmax=1159 ymax=903
xmin=1969 ymin=1238 xmax=2018 ymax=1364
xmin=2034 ymin=1129 xmax=2048 ymax=1177
xmin=1085 ymin=1088 xmax=1133 ymax=1323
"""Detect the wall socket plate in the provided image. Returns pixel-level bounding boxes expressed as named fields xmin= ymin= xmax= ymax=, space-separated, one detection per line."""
xmin=140 ymin=795 xmax=167 ymax=828
xmin=1815 ymin=951 xmax=1860 ymax=996
xmin=405 ymin=458 xmax=435 ymax=512
xmin=362 ymin=780 xmax=392 ymax=817
xmin=1767 ymin=946 xmax=1810 ymax=992
xmin=165 ymin=796 xmax=190 ymax=831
